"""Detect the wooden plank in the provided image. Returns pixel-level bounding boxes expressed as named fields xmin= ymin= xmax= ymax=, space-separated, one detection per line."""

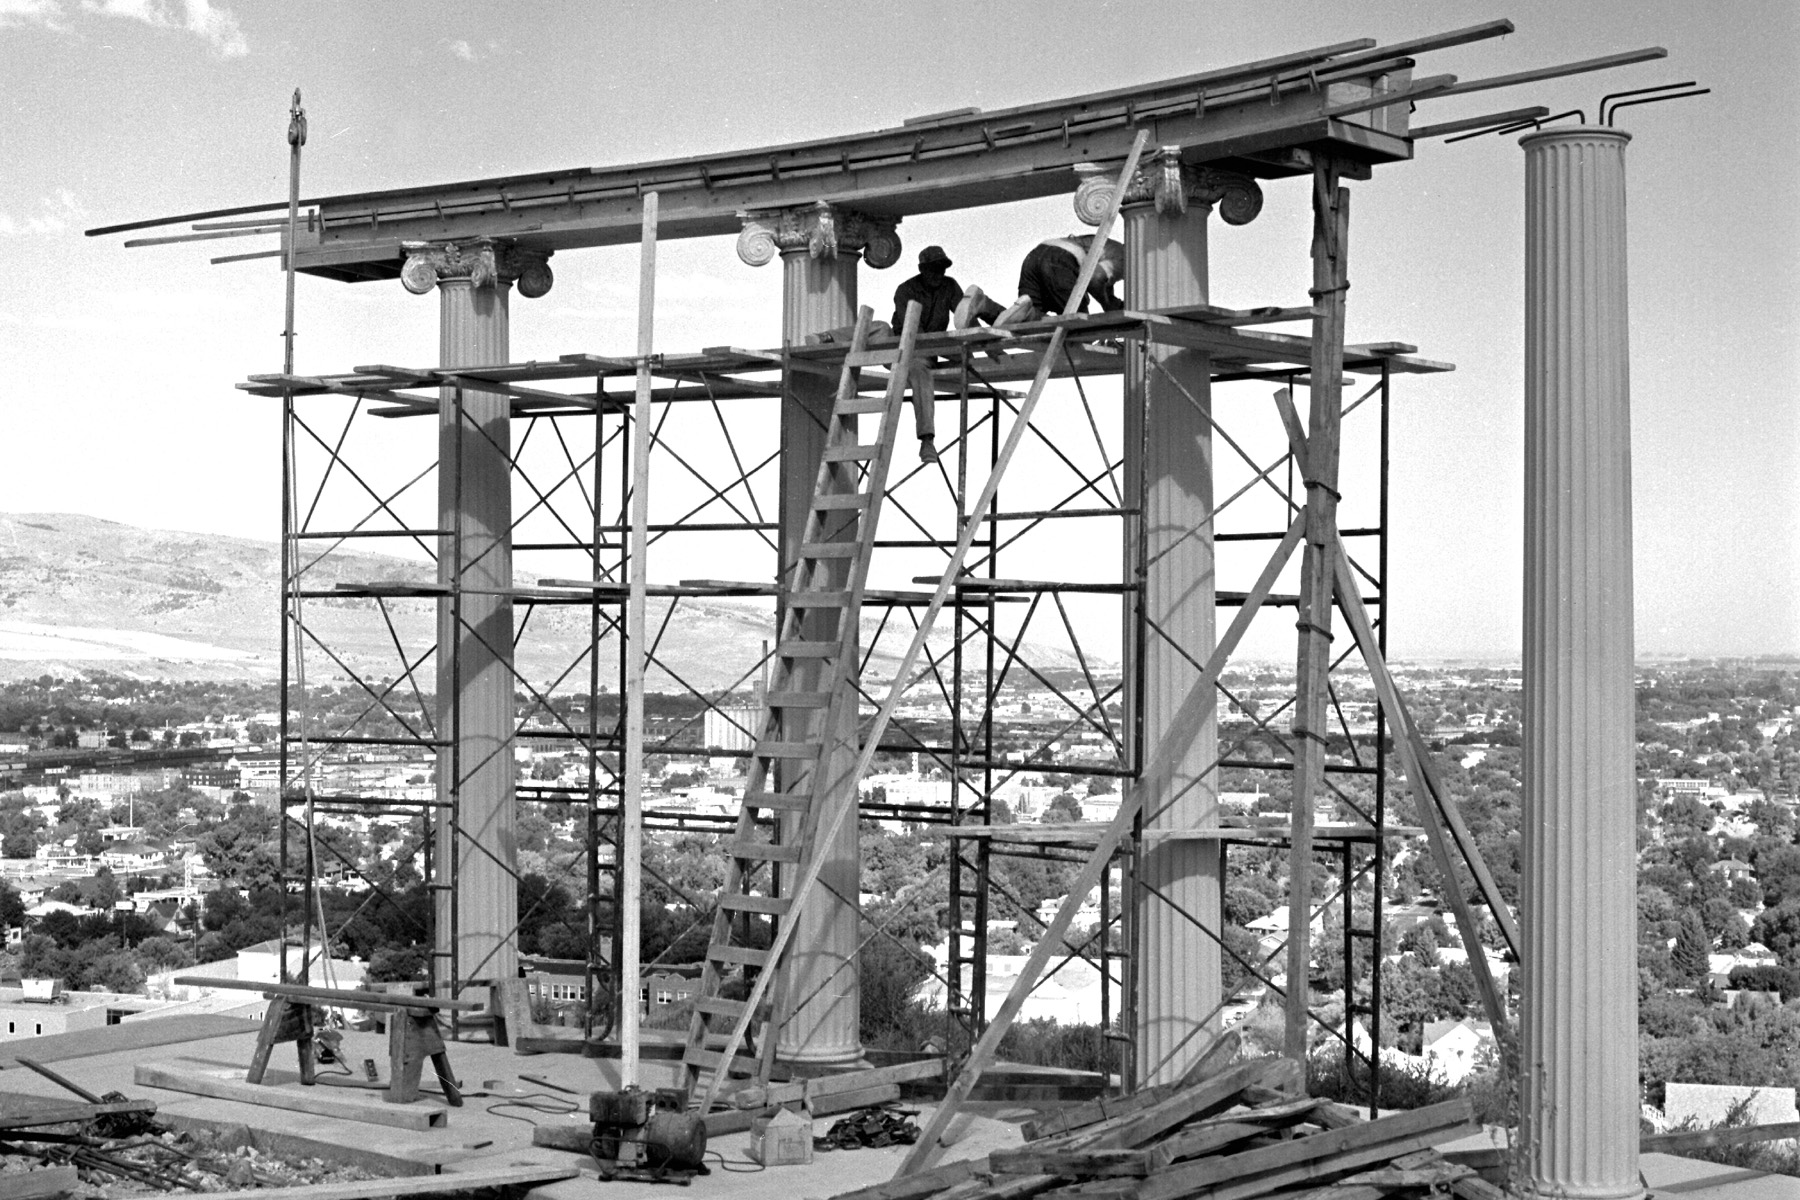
xmin=1329 ymin=543 xmax=1511 ymax=1037
xmin=0 ymin=1100 xmax=157 ymax=1131
xmin=701 ymin=1082 xmax=904 ymax=1135
xmin=134 ymin=1062 xmax=447 ymax=1131
xmin=0 ymin=1014 xmax=261 ymax=1067
xmin=990 ymin=1148 xmax=1154 ymax=1179
xmin=827 ymin=1156 xmax=987 ymax=1200
xmin=171 ymin=977 xmax=486 ymax=1011
xmin=14 ymin=1058 xmax=103 ymax=1103
xmin=0 ymin=1167 xmax=79 ymax=1200
xmin=1136 ymin=1099 xmax=1474 ymax=1200
xmin=1431 ymin=47 xmax=1667 ymax=99
xmin=1023 ymin=1082 xmax=1183 ymax=1143
xmin=1175 ymin=1029 xmax=1242 ymax=1088
xmin=1092 ymin=1059 xmax=1280 ymax=1150
xmin=1284 ymin=158 xmax=1349 ymax=1061
xmin=184 ymin=1164 xmax=578 ymax=1200
xmin=1450 ymin=1178 xmax=1509 ymax=1200
xmin=1152 ymin=1101 xmax=1324 ymax=1167
xmin=619 ymin=190 xmax=659 ymax=1089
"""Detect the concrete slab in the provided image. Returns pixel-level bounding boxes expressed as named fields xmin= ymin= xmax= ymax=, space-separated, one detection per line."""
xmin=1643 ymin=1152 xmax=1800 ymax=1200
xmin=1 ymin=1023 xmax=1028 ymax=1200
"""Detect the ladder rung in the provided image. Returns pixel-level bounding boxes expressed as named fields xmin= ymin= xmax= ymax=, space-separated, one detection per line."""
xmin=729 ymin=840 xmax=803 ymax=864
xmin=799 ymin=543 xmax=859 ymax=559
xmin=706 ymin=943 xmax=773 ymax=968
xmin=788 ymin=593 xmax=850 ymax=609
xmin=755 ymin=740 xmax=820 ymax=760
xmin=692 ymin=995 xmax=749 ymax=1021
xmin=845 ymin=349 xmax=901 ymax=368
xmin=683 ymin=1046 xmax=763 ymax=1075
xmin=720 ymin=892 xmax=790 ymax=917
xmin=836 ymin=396 xmax=890 ymax=414
xmin=765 ymin=691 xmax=830 ymax=709
xmin=813 ymin=493 xmax=871 ymax=510
xmin=742 ymin=789 xmax=812 ymax=813
xmin=776 ymin=640 xmax=838 ymax=658
xmin=823 ymin=444 xmax=880 ymax=462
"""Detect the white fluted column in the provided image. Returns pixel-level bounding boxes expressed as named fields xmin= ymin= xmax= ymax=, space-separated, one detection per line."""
xmin=404 ymin=238 xmax=552 ymax=996
xmin=739 ymin=203 xmax=899 ymax=1066
xmin=1519 ymin=127 xmax=1640 ymax=1199
xmin=1097 ymin=151 xmax=1259 ymax=1084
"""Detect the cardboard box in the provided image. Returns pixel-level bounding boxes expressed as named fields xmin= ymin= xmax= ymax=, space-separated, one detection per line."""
xmin=749 ymin=1107 xmax=813 ymax=1166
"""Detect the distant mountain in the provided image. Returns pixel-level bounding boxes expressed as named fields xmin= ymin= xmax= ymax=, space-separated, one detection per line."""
xmin=0 ymin=513 xmax=1105 ymax=691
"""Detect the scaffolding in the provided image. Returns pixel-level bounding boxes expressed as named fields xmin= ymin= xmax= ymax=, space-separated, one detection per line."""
xmin=257 ymin=278 xmax=1447 ymax=1096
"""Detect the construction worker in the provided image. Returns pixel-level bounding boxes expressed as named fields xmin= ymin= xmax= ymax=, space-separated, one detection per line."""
xmin=890 ymin=244 xmax=964 ymax=333
xmin=955 ymin=234 xmax=1126 ymax=328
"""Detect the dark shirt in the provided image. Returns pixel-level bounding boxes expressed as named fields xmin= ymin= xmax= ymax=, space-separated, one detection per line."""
xmin=1018 ymin=241 xmax=1122 ymax=316
xmin=892 ymin=272 xmax=964 ymax=333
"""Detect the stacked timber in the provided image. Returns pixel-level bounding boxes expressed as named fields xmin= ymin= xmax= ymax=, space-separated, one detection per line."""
xmin=836 ymin=1057 xmax=1489 ymax=1200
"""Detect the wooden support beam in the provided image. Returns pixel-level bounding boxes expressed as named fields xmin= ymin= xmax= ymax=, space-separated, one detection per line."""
xmin=1283 ymin=157 xmax=1349 ymax=1063
xmin=619 ymin=191 xmax=658 ymax=1089
xmin=182 ymin=1164 xmax=577 ymax=1200
xmin=1328 ymin=543 xmax=1511 ymax=1040
xmin=134 ymin=1061 xmax=448 ymax=1131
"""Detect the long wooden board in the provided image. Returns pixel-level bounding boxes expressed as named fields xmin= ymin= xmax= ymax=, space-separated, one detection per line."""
xmin=185 ymin=1164 xmax=578 ymax=1200
xmin=135 ymin=1061 xmax=447 ymax=1131
xmin=0 ymin=1166 xmax=79 ymax=1200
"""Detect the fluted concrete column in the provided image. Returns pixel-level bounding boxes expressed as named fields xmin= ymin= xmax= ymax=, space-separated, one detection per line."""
xmin=403 ymin=238 xmax=552 ymax=995
xmin=738 ymin=203 xmax=899 ymax=1065
xmin=1095 ymin=151 xmax=1259 ymax=1084
xmin=1519 ymin=127 xmax=1640 ymax=1199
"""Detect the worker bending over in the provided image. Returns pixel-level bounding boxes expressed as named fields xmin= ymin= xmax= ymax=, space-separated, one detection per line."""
xmin=955 ymin=234 xmax=1127 ymax=328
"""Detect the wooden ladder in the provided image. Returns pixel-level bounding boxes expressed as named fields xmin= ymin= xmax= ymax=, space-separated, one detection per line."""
xmin=680 ymin=301 xmax=925 ymax=1104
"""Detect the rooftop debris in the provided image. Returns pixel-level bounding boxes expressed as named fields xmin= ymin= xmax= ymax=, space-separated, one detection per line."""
xmin=835 ymin=1055 xmax=1489 ymax=1200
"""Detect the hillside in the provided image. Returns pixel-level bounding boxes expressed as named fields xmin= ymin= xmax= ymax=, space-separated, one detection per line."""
xmin=0 ymin=514 xmax=1103 ymax=691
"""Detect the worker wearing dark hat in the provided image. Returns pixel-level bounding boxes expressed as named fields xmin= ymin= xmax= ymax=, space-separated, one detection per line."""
xmin=890 ymin=245 xmax=967 ymax=335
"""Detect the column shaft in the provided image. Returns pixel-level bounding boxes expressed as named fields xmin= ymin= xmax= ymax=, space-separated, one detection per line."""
xmin=775 ymin=247 xmax=863 ymax=1065
xmin=436 ymin=278 xmax=518 ymax=992
xmin=1123 ymin=201 xmax=1220 ymax=1084
xmin=1520 ymin=127 xmax=1640 ymax=1199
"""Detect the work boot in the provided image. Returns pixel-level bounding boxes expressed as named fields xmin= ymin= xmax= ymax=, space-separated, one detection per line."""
xmin=995 ymin=297 xmax=1036 ymax=326
xmin=953 ymin=285 xmax=987 ymax=330
xmin=919 ymin=437 xmax=939 ymax=464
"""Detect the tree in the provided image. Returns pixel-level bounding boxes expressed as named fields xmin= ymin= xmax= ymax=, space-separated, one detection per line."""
xmin=1756 ymin=845 xmax=1800 ymax=908
xmin=0 ymin=883 xmax=24 ymax=929
xmin=197 ymin=805 xmax=279 ymax=891
xmin=1042 ymin=792 xmax=1084 ymax=824
xmin=1750 ymin=901 xmax=1800 ymax=969
xmin=1673 ymin=909 xmax=1711 ymax=981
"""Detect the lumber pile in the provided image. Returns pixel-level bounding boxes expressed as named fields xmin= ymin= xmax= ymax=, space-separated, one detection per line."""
xmin=836 ymin=1057 xmax=1483 ymax=1200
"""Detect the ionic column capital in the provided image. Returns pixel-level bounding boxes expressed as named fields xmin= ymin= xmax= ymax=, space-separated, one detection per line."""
xmin=400 ymin=238 xmax=554 ymax=298
xmin=735 ymin=202 xmax=902 ymax=269
xmin=1074 ymin=147 xmax=1263 ymax=226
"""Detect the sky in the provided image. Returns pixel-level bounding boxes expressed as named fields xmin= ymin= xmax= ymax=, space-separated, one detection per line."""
xmin=0 ymin=0 xmax=1795 ymax=662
